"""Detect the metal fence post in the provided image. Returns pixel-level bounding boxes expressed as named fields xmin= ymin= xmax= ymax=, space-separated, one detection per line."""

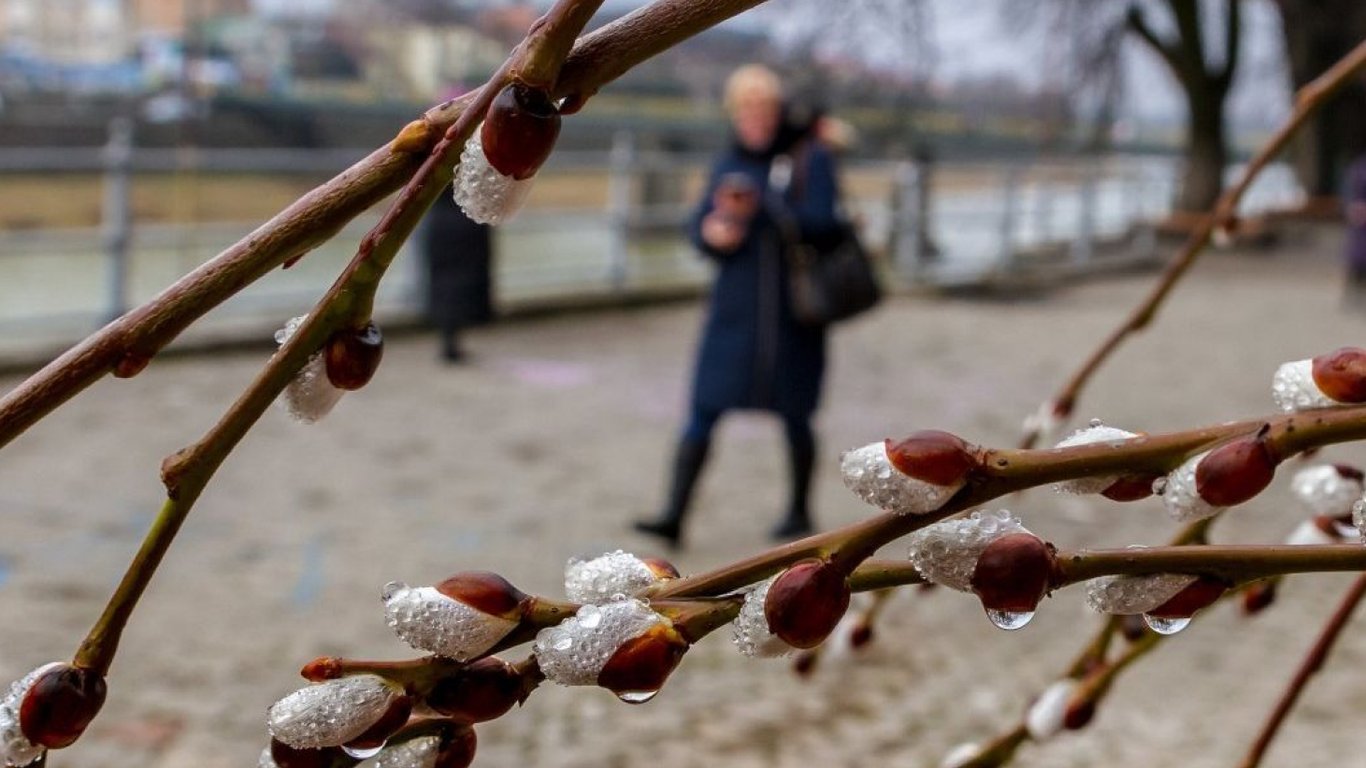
xmin=606 ymin=130 xmax=636 ymax=291
xmin=102 ymin=117 xmax=134 ymax=324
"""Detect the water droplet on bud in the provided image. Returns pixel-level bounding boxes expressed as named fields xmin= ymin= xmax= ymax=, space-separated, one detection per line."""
xmin=341 ymin=742 xmax=384 ymax=759
xmin=985 ymin=608 xmax=1035 ymax=630
xmin=1141 ymin=614 xmax=1191 ymax=635
xmin=616 ymin=690 xmax=659 ymax=704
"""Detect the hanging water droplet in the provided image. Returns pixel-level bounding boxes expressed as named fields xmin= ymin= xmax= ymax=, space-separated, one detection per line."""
xmin=341 ymin=741 xmax=386 ymax=759
xmin=1142 ymin=614 xmax=1192 ymax=635
xmin=1332 ymin=518 xmax=1359 ymax=539
xmin=578 ymin=604 xmax=603 ymax=629
xmin=381 ymin=581 xmax=407 ymax=601
xmin=1151 ymin=477 xmax=1168 ymax=495
xmin=985 ymin=608 xmax=1034 ymax=631
xmin=1088 ymin=418 xmax=1103 ymax=428
xmin=616 ymin=689 xmax=659 ymax=704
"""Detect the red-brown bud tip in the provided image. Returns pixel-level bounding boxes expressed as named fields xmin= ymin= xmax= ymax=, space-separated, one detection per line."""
xmin=596 ymin=624 xmax=688 ymax=699
xmin=884 ymin=430 xmax=976 ymax=486
xmin=764 ymin=559 xmax=852 ymax=649
xmin=969 ymin=533 xmax=1054 ymax=614
xmin=343 ymin=694 xmax=412 ymax=752
xmin=481 ymin=83 xmax=561 ymax=180
xmin=435 ymin=572 xmax=527 ymax=619
xmin=1241 ymin=581 xmax=1278 ymax=616
xmin=791 ymin=650 xmax=818 ymax=677
xmin=1312 ymin=347 xmax=1366 ymax=403
xmin=1333 ymin=463 xmax=1366 ymax=483
xmin=324 ymin=322 xmax=384 ymax=391
xmin=19 ymin=663 xmax=107 ymax=749
xmin=1100 ymin=474 xmax=1158 ymax=502
xmin=1195 ymin=437 xmax=1279 ymax=507
xmin=849 ymin=623 xmax=874 ymax=649
xmin=641 ymin=557 xmax=681 ymax=580
xmin=1147 ymin=577 xmax=1227 ymax=619
xmin=299 ymin=657 xmax=344 ymax=681
xmin=1063 ymin=697 xmax=1096 ymax=731
xmin=1120 ymin=613 xmax=1149 ymax=642
xmin=426 ymin=657 xmax=523 ymax=723
xmin=269 ymin=740 xmax=354 ymax=768
xmin=436 ymin=724 xmax=478 ymax=768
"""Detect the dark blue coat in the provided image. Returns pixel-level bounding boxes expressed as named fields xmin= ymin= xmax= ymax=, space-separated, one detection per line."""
xmin=687 ymin=143 xmax=841 ymax=419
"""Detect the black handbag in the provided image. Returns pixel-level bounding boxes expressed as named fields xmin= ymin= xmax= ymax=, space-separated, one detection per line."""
xmin=771 ymin=151 xmax=882 ymax=326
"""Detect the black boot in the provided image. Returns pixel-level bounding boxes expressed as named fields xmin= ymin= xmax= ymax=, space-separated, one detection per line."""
xmin=771 ymin=427 xmax=816 ymax=541
xmin=634 ymin=438 xmax=710 ymax=550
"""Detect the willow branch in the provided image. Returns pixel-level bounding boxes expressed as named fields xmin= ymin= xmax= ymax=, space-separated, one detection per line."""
xmin=1052 ymin=544 xmax=1366 ymax=588
xmin=1018 ymin=37 xmax=1366 ymax=449
xmin=0 ymin=0 xmax=769 ymax=452
xmin=1236 ymin=573 xmax=1366 ymax=768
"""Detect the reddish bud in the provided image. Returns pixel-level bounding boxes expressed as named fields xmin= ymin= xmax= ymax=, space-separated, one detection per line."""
xmin=641 ymin=557 xmax=681 ymax=580
xmin=1119 ymin=614 xmax=1149 ymax=642
xmin=969 ymin=533 xmax=1054 ymax=614
xmin=849 ymin=622 xmax=874 ymax=649
xmin=1312 ymin=347 xmax=1366 ymax=403
xmin=300 ymin=657 xmax=344 ymax=682
xmin=791 ymin=650 xmax=818 ymax=677
xmin=1063 ymin=697 xmax=1096 ymax=731
xmin=19 ymin=664 xmax=107 ymax=749
xmin=1335 ymin=463 xmax=1366 ymax=483
xmin=426 ymin=657 xmax=524 ymax=723
xmin=596 ymin=624 xmax=688 ymax=697
xmin=481 ymin=83 xmax=561 ymax=180
xmin=324 ymin=322 xmax=384 ymax=391
xmin=1147 ymin=577 xmax=1227 ymax=619
xmin=342 ymin=695 xmax=412 ymax=752
xmin=885 ymin=430 xmax=976 ymax=486
xmin=764 ymin=559 xmax=852 ymax=649
xmin=1241 ymin=581 xmax=1278 ymax=616
xmin=1195 ymin=437 xmax=1278 ymax=507
xmin=269 ymin=740 xmax=356 ymax=768
xmin=1100 ymin=474 xmax=1158 ymax=502
xmin=435 ymin=572 xmax=527 ymax=619
xmin=436 ymin=724 xmax=478 ymax=768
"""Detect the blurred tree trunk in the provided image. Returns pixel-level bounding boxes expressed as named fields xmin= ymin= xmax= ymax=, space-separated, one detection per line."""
xmin=1274 ymin=0 xmax=1366 ymax=197
xmin=1127 ymin=0 xmax=1241 ymax=213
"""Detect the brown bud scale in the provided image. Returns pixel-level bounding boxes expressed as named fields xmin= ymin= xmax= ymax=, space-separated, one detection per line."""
xmin=764 ymin=559 xmax=851 ymax=649
xmin=596 ymin=624 xmax=688 ymax=696
xmin=1100 ymin=474 xmax=1158 ymax=502
xmin=884 ymin=430 xmax=976 ymax=486
xmin=344 ymin=695 xmax=412 ymax=752
xmin=1195 ymin=438 xmax=1278 ymax=507
xmin=1147 ymin=577 xmax=1227 ymax=619
xmin=969 ymin=533 xmax=1054 ymax=614
xmin=19 ymin=664 xmax=107 ymax=749
xmin=481 ymin=83 xmax=561 ymax=180
xmin=426 ymin=657 xmax=523 ymax=723
xmin=324 ymin=322 xmax=384 ymax=391
xmin=1312 ymin=347 xmax=1366 ymax=403
xmin=435 ymin=571 xmax=527 ymax=619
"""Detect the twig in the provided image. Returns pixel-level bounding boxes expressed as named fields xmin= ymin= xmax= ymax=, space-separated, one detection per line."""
xmin=1236 ymin=573 xmax=1366 ymax=768
xmin=1052 ymin=544 xmax=1366 ymax=587
xmin=0 ymin=0 xmax=770 ymax=452
xmin=1018 ymin=38 xmax=1366 ymax=449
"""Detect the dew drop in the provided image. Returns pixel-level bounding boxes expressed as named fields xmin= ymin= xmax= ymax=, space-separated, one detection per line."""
xmin=1088 ymin=418 xmax=1103 ymax=428
xmin=342 ymin=742 xmax=385 ymax=759
xmin=1151 ymin=477 xmax=1168 ymax=495
xmin=381 ymin=581 xmax=406 ymax=602
xmin=578 ymin=605 xmax=603 ymax=629
xmin=1142 ymin=614 xmax=1192 ymax=635
xmin=1332 ymin=519 xmax=1358 ymax=539
xmin=616 ymin=689 xmax=659 ymax=704
xmin=985 ymin=608 xmax=1034 ymax=631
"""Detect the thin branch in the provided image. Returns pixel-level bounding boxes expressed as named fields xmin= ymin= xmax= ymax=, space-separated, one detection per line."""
xmin=1052 ymin=544 xmax=1366 ymax=587
xmin=1017 ymin=37 xmax=1366 ymax=449
xmin=1236 ymin=573 xmax=1366 ymax=768
xmin=1126 ymin=4 xmax=1185 ymax=78
xmin=0 ymin=0 xmax=770 ymax=453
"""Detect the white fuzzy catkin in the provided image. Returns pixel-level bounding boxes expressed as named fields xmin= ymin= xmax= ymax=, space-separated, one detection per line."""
xmin=841 ymin=441 xmax=964 ymax=515
xmin=267 ymin=674 xmax=402 ymax=749
xmin=274 ymin=315 xmax=343 ymax=423
xmin=382 ymin=582 xmax=518 ymax=661
xmin=1052 ymin=422 xmax=1139 ymax=494
xmin=906 ymin=510 xmax=1030 ymax=592
xmin=364 ymin=735 xmax=443 ymax=768
xmin=1284 ymin=519 xmax=1339 ymax=547
xmin=1161 ymin=451 xmax=1223 ymax=522
xmin=731 ymin=576 xmax=794 ymax=658
xmin=452 ymin=131 xmax=535 ymax=225
xmin=1271 ymin=359 xmax=1337 ymax=413
xmin=938 ymin=742 xmax=985 ymax=768
xmin=1290 ymin=465 xmax=1364 ymax=517
xmin=0 ymin=663 xmax=61 ymax=768
xmin=1354 ymin=496 xmax=1366 ymax=542
xmin=1026 ymin=679 xmax=1079 ymax=742
xmin=258 ymin=747 xmax=280 ymax=768
xmin=565 ymin=551 xmax=664 ymax=604
xmin=1085 ymin=573 xmax=1197 ymax=615
xmin=534 ymin=599 xmax=668 ymax=686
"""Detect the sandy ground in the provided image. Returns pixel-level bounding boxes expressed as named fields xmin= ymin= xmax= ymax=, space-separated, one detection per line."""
xmin=2 ymin=228 xmax=1366 ymax=768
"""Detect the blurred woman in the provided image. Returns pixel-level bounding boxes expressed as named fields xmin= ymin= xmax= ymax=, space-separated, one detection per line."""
xmin=634 ymin=65 xmax=844 ymax=548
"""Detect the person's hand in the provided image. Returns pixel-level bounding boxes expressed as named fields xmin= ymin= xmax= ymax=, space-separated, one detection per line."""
xmin=713 ymin=179 xmax=761 ymax=221
xmin=701 ymin=212 xmax=746 ymax=252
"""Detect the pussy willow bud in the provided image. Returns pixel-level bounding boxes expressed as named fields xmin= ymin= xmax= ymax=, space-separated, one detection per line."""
xmin=1162 ymin=449 xmax=1255 ymax=522
xmin=1241 ymin=581 xmax=1278 ymax=615
xmin=938 ymin=742 xmax=985 ymax=768
xmin=275 ymin=315 xmax=344 ymax=423
xmin=533 ymin=599 xmax=681 ymax=699
xmin=1 ymin=662 xmax=63 ymax=766
xmin=1146 ymin=577 xmax=1227 ymax=620
xmin=382 ymin=573 xmax=526 ymax=661
xmin=1052 ymin=421 xmax=1139 ymax=494
xmin=841 ymin=431 xmax=974 ymax=514
xmin=564 ymin=550 xmax=677 ymax=605
xmin=324 ymin=322 xmax=383 ymax=391
xmin=1284 ymin=518 xmax=1338 ymax=547
xmin=970 ymin=532 xmax=1054 ymax=619
xmin=1312 ymin=347 xmax=1366 ymax=404
xmin=1025 ymin=679 xmax=1078 ymax=742
xmin=763 ymin=559 xmax=851 ymax=649
xmin=267 ymin=674 xmax=409 ymax=750
xmin=1290 ymin=464 xmax=1365 ymax=516
xmin=1086 ymin=569 xmax=1198 ymax=615
xmin=264 ymin=740 xmax=357 ymax=768
xmin=732 ymin=577 xmax=794 ymax=658
xmin=425 ymin=657 xmax=522 ymax=723
xmin=1193 ymin=437 xmax=1278 ymax=507
xmin=595 ymin=623 xmax=689 ymax=700
xmin=1354 ymin=495 xmax=1366 ymax=541
xmin=849 ymin=622 xmax=874 ymax=649
xmin=435 ymin=724 xmax=478 ymax=768
xmin=1100 ymin=474 xmax=1159 ymax=502
xmin=16 ymin=663 xmax=106 ymax=750
xmin=451 ymin=84 xmax=561 ymax=225
xmin=364 ymin=735 xmax=442 ymax=768
xmin=907 ymin=510 xmax=1031 ymax=592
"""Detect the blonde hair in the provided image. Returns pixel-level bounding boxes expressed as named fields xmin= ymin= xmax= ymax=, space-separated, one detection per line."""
xmin=723 ymin=64 xmax=783 ymax=114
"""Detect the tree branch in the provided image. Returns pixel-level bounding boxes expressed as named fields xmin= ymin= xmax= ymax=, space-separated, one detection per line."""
xmin=1126 ymin=4 xmax=1185 ymax=79
xmin=1053 ymin=544 xmax=1366 ymax=588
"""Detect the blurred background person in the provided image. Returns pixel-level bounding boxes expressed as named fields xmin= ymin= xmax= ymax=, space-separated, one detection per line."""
xmin=634 ymin=64 xmax=845 ymax=549
xmin=423 ymin=185 xmax=495 ymax=363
